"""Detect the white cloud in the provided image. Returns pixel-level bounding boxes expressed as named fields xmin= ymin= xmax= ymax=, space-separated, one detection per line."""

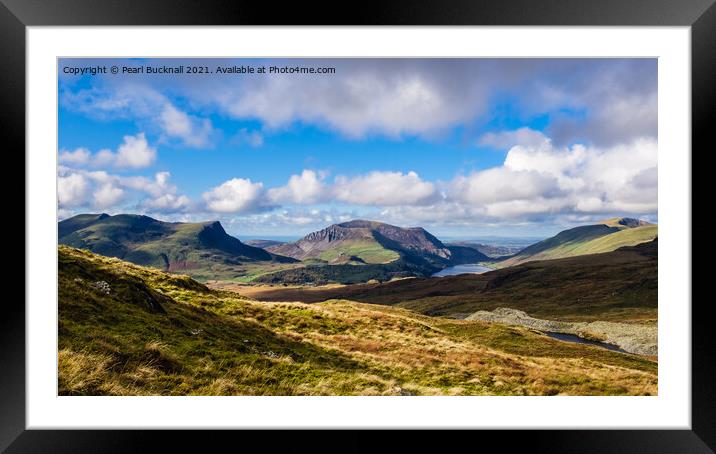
xmin=61 ymin=59 xmax=656 ymax=147
xmin=123 ymin=171 xmax=175 ymax=198
xmin=58 ymin=173 xmax=90 ymax=207
xmin=452 ymin=168 xmax=562 ymax=205
xmin=143 ymin=193 xmax=192 ymax=212
xmin=221 ymin=208 xmax=358 ymax=235
xmin=93 ymin=183 xmax=125 ymax=208
xmin=57 ymin=168 xmax=193 ymax=215
xmin=373 ymin=135 xmax=657 ymax=224
xmin=267 ymin=170 xmax=327 ymax=204
xmin=159 ymin=104 xmax=214 ymax=148
xmin=209 ymin=60 xmax=492 ymax=139
xmin=58 ymin=148 xmax=91 ymax=165
xmin=445 ymin=135 xmax=657 ymax=219
xmin=333 ymin=171 xmax=438 ymax=206
xmin=478 ymin=127 xmax=549 ymax=149
xmin=113 ymin=133 xmax=157 ymax=168
xmin=203 ymin=178 xmax=266 ymax=213
xmin=58 ymin=133 xmax=157 ymax=169
xmin=93 ymin=149 xmax=117 ymax=167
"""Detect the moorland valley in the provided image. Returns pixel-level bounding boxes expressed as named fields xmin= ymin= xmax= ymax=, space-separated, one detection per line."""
xmin=58 ymin=213 xmax=658 ymax=396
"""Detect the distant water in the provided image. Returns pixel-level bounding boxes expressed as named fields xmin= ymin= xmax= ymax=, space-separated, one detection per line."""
xmin=432 ymin=264 xmax=493 ymax=277
xmin=545 ymin=332 xmax=628 ymax=353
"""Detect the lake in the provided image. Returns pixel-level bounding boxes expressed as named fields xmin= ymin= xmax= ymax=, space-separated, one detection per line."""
xmin=432 ymin=264 xmax=494 ymax=277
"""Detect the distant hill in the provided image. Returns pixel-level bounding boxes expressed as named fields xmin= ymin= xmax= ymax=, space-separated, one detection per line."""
xmin=245 ymin=239 xmax=286 ymax=249
xmin=497 ymin=217 xmax=656 ymax=267
xmin=446 ymin=241 xmax=524 ymax=259
xmin=249 ymin=239 xmax=658 ymax=323
xmin=268 ymin=219 xmax=490 ymax=267
xmin=258 ymin=219 xmax=490 ymax=284
xmin=58 ymin=213 xmax=296 ymax=280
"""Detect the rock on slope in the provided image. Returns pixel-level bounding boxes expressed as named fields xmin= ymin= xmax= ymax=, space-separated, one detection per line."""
xmin=467 ymin=307 xmax=657 ymax=355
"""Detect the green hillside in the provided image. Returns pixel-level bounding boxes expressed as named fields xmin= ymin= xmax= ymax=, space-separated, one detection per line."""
xmin=250 ymin=239 xmax=658 ymax=323
xmin=316 ymin=239 xmax=400 ymax=264
xmin=498 ymin=218 xmax=656 ymax=267
xmin=58 ymin=213 xmax=298 ymax=281
xmin=58 ymin=245 xmax=656 ymax=396
xmin=566 ymin=225 xmax=657 ymax=256
xmin=260 ymin=220 xmax=490 ymax=284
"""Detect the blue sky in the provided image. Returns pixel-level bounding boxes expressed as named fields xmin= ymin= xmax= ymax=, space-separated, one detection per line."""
xmin=57 ymin=58 xmax=657 ymax=239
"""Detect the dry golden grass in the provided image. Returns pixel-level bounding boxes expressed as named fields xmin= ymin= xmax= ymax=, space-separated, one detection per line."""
xmin=58 ymin=245 xmax=657 ymax=396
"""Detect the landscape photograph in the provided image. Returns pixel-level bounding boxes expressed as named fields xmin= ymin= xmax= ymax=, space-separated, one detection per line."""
xmin=57 ymin=57 xmax=658 ymax=396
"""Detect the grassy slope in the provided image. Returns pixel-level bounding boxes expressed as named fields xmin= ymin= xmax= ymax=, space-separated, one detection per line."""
xmin=566 ymin=225 xmax=657 ymax=256
xmin=252 ymin=258 xmax=437 ymax=285
xmin=498 ymin=224 xmax=657 ymax=268
xmin=317 ymin=239 xmax=400 ymax=264
xmin=247 ymin=240 xmax=657 ymax=323
xmin=59 ymin=246 xmax=656 ymax=396
xmin=60 ymin=215 xmax=300 ymax=282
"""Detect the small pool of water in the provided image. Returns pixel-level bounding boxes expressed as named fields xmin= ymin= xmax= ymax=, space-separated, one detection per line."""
xmin=545 ymin=332 xmax=628 ymax=353
xmin=432 ymin=264 xmax=493 ymax=277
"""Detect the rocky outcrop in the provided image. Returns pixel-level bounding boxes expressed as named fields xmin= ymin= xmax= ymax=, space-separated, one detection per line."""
xmin=466 ymin=307 xmax=657 ymax=355
xmin=267 ymin=219 xmax=460 ymax=264
xmin=339 ymin=220 xmax=452 ymax=259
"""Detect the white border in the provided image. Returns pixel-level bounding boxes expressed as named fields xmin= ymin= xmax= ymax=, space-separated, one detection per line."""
xmin=27 ymin=27 xmax=691 ymax=429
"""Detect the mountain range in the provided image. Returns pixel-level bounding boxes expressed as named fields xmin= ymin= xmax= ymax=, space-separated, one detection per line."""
xmin=267 ymin=219 xmax=489 ymax=266
xmin=58 ymin=213 xmax=656 ymax=284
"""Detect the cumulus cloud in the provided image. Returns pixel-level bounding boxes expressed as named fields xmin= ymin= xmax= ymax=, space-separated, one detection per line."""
xmin=113 ymin=133 xmax=157 ymax=168
xmin=221 ymin=208 xmax=358 ymax=236
xmin=57 ymin=167 xmax=192 ymax=215
xmin=58 ymin=147 xmax=91 ymax=165
xmin=203 ymin=178 xmax=266 ymax=213
xmin=452 ymin=168 xmax=562 ymax=205
xmin=267 ymin=170 xmax=327 ymax=204
xmin=59 ymin=133 xmax=157 ymax=169
xmin=123 ymin=171 xmax=176 ymax=198
xmin=143 ymin=193 xmax=192 ymax=212
xmin=58 ymin=173 xmax=90 ymax=207
xmin=373 ymin=135 xmax=657 ymax=225
xmin=446 ymin=136 xmax=658 ymax=219
xmin=333 ymin=171 xmax=438 ymax=206
xmin=93 ymin=183 xmax=125 ymax=208
xmin=266 ymin=169 xmax=439 ymax=207
xmin=58 ymin=132 xmax=657 ymax=225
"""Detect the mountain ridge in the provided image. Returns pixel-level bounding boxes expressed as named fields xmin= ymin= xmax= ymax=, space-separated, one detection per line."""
xmin=497 ymin=217 xmax=657 ymax=267
xmin=58 ymin=213 xmax=296 ymax=279
xmin=267 ymin=219 xmax=489 ymax=267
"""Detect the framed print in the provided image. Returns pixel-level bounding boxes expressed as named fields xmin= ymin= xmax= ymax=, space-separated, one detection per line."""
xmin=5 ymin=0 xmax=714 ymax=451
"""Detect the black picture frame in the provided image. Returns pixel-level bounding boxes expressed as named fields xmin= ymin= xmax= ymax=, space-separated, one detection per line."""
xmin=4 ymin=0 xmax=712 ymax=452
